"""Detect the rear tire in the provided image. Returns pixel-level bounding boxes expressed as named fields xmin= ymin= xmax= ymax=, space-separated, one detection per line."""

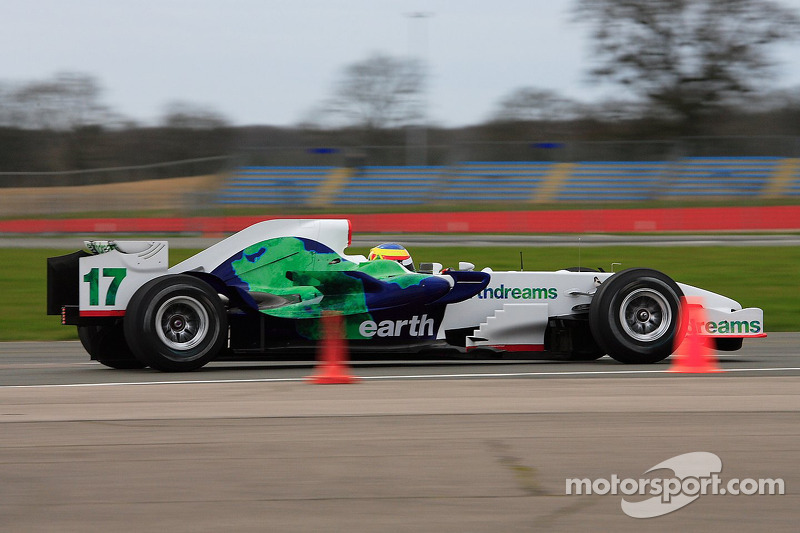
xmin=78 ymin=322 xmax=147 ymax=369
xmin=124 ymin=275 xmax=227 ymax=372
xmin=589 ymin=268 xmax=685 ymax=364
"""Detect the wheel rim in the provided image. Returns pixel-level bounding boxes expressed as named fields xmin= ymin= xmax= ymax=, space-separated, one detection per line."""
xmin=155 ymin=296 xmax=209 ymax=352
xmin=619 ymin=288 xmax=672 ymax=342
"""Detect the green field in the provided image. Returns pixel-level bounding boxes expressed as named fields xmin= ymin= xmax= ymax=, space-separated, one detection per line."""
xmin=2 ymin=245 xmax=797 ymax=342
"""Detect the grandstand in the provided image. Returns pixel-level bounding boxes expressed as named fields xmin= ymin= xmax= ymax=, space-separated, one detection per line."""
xmin=3 ymin=156 xmax=796 ymax=218
xmin=216 ymin=157 xmax=798 ymax=207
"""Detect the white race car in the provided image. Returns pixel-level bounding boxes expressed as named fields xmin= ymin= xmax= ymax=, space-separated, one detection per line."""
xmin=46 ymin=219 xmax=765 ymax=371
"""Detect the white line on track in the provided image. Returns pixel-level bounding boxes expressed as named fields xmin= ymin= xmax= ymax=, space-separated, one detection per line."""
xmin=2 ymin=366 xmax=800 ymax=389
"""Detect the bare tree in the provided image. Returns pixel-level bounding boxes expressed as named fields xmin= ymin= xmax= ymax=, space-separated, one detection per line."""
xmin=575 ymin=0 xmax=800 ymax=132
xmin=311 ymin=53 xmax=425 ymax=131
xmin=160 ymin=101 xmax=229 ymax=130
xmin=8 ymin=72 xmax=110 ymax=131
xmin=492 ymin=88 xmax=586 ymax=122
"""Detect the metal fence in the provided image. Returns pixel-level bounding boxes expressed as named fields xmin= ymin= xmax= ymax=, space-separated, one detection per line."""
xmin=0 ymin=156 xmax=232 ymax=188
xmin=237 ymin=137 xmax=800 ymax=167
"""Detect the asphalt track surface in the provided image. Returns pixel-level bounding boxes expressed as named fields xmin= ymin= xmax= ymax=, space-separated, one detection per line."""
xmin=1 ymin=335 xmax=798 ymax=531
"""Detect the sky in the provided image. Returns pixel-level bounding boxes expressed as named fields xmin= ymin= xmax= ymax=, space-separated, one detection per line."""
xmin=3 ymin=0 xmax=800 ymax=127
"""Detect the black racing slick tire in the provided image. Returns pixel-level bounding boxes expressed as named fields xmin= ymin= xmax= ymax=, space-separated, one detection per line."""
xmin=589 ymin=268 xmax=685 ymax=364
xmin=78 ymin=322 xmax=147 ymax=369
xmin=123 ymin=275 xmax=227 ymax=372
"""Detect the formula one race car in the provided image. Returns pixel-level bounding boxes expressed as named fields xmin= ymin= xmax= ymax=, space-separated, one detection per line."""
xmin=47 ymin=219 xmax=765 ymax=371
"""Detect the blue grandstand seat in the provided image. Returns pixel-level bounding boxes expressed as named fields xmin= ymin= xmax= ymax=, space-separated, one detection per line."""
xmin=331 ymin=166 xmax=442 ymax=205
xmin=556 ymin=162 xmax=666 ymax=201
xmin=663 ymin=157 xmax=777 ymax=197
xmin=436 ymin=162 xmax=551 ymax=201
xmin=218 ymin=167 xmax=332 ymax=205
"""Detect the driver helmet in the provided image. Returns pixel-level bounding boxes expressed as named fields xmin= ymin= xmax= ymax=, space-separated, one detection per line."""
xmin=368 ymin=243 xmax=414 ymax=271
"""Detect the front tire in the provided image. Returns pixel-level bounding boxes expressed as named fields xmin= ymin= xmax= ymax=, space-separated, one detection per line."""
xmin=124 ymin=275 xmax=227 ymax=372
xmin=589 ymin=268 xmax=685 ymax=364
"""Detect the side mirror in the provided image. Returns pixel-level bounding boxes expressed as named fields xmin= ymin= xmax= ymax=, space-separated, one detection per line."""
xmin=418 ymin=262 xmax=443 ymax=274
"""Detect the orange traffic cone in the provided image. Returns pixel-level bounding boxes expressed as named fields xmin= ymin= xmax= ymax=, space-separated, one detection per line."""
xmin=307 ymin=312 xmax=359 ymax=384
xmin=670 ymin=297 xmax=722 ymax=373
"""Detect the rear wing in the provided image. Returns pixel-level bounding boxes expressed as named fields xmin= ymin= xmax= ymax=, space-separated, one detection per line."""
xmin=47 ymin=241 xmax=169 ymax=323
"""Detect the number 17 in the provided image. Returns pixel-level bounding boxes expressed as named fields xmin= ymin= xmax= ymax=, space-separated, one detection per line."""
xmin=83 ymin=268 xmax=127 ymax=306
